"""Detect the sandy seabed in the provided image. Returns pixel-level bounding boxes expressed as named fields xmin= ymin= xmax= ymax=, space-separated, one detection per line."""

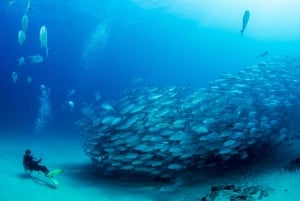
xmin=1 ymin=131 xmax=300 ymax=201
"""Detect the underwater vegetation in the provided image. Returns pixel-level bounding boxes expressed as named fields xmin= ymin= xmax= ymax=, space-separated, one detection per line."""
xmin=76 ymin=56 xmax=300 ymax=179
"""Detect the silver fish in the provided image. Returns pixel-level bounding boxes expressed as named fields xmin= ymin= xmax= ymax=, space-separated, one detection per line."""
xmin=240 ymin=10 xmax=250 ymax=36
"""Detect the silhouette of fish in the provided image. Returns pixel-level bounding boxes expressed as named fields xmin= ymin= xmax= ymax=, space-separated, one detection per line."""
xmin=240 ymin=10 xmax=250 ymax=36
xmin=256 ymin=51 xmax=269 ymax=58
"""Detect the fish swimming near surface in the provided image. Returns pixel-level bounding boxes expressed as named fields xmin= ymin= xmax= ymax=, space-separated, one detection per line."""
xmin=240 ymin=10 xmax=250 ymax=36
xmin=39 ymin=25 xmax=49 ymax=57
xmin=256 ymin=51 xmax=269 ymax=58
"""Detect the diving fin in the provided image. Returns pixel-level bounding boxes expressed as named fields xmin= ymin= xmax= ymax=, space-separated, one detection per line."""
xmin=49 ymin=177 xmax=59 ymax=186
xmin=47 ymin=169 xmax=64 ymax=177
xmin=46 ymin=169 xmax=63 ymax=187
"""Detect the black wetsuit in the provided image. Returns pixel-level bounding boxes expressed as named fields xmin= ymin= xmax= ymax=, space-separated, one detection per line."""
xmin=23 ymin=153 xmax=49 ymax=175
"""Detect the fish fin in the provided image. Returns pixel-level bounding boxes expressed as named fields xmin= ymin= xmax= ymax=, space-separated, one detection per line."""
xmin=45 ymin=48 xmax=49 ymax=58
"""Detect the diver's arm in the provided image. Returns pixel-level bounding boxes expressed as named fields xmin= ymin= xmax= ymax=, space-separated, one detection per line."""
xmin=33 ymin=157 xmax=42 ymax=163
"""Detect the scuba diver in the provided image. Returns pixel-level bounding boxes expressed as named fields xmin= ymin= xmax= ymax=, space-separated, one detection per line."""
xmin=22 ymin=149 xmax=64 ymax=186
xmin=23 ymin=149 xmax=50 ymax=177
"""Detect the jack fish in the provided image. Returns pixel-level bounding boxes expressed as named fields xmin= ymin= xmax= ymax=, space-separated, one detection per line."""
xmin=39 ymin=25 xmax=48 ymax=57
xmin=11 ymin=71 xmax=18 ymax=83
xmin=18 ymin=30 xmax=26 ymax=46
xmin=22 ymin=14 xmax=28 ymax=32
xmin=25 ymin=0 xmax=31 ymax=14
xmin=7 ymin=0 xmax=16 ymax=12
xmin=256 ymin=51 xmax=269 ymax=58
xmin=28 ymin=55 xmax=43 ymax=63
xmin=17 ymin=56 xmax=25 ymax=66
xmin=240 ymin=10 xmax=250 ymax=36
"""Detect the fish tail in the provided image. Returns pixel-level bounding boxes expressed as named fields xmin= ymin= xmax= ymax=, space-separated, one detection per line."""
xmin=240 ymin=30 xmax=244 ymax=37
xmin=45 ymin=48 xmax=49 ymax=58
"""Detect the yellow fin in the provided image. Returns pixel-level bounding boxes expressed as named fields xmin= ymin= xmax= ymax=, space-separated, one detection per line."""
xmin=49 ymin=177 xmax=59 ymax=186
xmin=47 ymin=169 xmax=64 ymax=177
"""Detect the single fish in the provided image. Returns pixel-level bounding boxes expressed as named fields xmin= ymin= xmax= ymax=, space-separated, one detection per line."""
xmin=131 ymin=77 xmax=143 ymax=84
xmin=101 ymin=103 xmax=114 ymax=111
xmin=7 ymin=0 xmax=16 ymax=12
xmin=39 ymin=25 xmax=49 ymax=57
xmin=27 ymin=76 xmax=32 ymax=83
xmin=94 ymin=90 xmax=101 ymax=101
xmin=18 ymin=30 xmax=26 ymax=46
xmin=67 ymin=100 xmax=75 ymax=110
xmin=67 ymin=89 xmax=76 ymax=97
xmin=17 ymin=56 xmax=25 ymax=66
xmin=11 ymin=71 xmax=18 ymax=83
xmin=28 ymin=55 xmax=43 ymax=63
xmin=22 ymin=14 xmax=29 ymax=32
xmin=25 ymin=0 xmax=31 ymax=14
xmin=8 ymin=0 xmax=16 ymax=6
xmin=240 ymin=10 xmax=250 ymax=36
xmin=256 ymin=51 xmax=269 ymax=58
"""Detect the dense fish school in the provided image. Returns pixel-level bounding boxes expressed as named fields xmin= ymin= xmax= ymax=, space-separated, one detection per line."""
xmin=76 ymin=57 xmax=300 ymax=179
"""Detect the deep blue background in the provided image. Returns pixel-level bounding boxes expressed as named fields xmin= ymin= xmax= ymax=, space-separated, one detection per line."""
xmin=0 ymin=0 xmax=298 ymax=133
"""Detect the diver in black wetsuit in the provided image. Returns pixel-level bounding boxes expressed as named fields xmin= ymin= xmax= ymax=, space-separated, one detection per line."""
xmin=23 ymin=149 xmax=50 ymax=176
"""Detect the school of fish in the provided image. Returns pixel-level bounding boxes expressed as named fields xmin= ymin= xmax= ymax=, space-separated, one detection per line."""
xmin=76 ymin=56 xmax=300 ymax=179
xmin=12 ymin=0 xmax=48 ymax=83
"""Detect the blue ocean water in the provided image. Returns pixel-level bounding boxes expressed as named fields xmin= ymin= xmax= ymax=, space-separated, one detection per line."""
xmin=1 ymin=0 xmax=300 ymax=133
xmin=2 ymin=1 xmax=300 ymax=200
